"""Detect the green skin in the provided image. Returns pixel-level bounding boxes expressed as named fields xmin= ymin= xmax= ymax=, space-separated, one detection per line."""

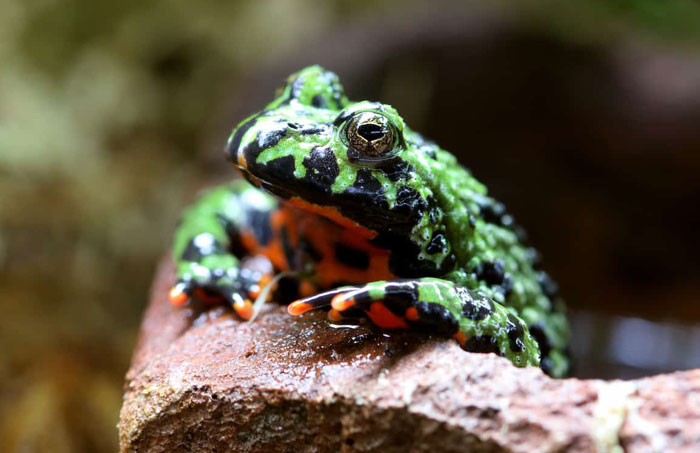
xmin=172 ymin=66 xmax=570 ymax=377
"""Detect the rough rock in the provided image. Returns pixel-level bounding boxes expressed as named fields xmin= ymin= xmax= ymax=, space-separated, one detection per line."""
xmin=119 ymin=260 xmax=700 ymax=452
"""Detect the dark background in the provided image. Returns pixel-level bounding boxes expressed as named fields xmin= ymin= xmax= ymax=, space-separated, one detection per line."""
xmin=1 ymin=1 xmax=700 ymax=451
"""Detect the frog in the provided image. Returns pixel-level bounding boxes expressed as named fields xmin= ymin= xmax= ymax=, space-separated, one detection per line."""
xmin=169 ymin=65 xmax=570 ymax=377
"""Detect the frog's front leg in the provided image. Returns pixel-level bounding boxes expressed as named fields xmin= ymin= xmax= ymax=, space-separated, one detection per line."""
xmin=289 ymin=278 xmax=541 ymax=368
xmin=169 ymin=181 xmax=278 ymax=319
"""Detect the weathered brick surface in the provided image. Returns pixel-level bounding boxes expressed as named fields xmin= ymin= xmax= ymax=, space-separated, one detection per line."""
xmin=119 ymin=260 xmax=700 ymax=452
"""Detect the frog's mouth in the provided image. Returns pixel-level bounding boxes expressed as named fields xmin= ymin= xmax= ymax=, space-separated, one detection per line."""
xmin=234 ymin=155 xmax=418 ymax=241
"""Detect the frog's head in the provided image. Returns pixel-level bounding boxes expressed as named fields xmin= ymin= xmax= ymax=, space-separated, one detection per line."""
xmin=227 ymin=66 xmax=455 ymax=274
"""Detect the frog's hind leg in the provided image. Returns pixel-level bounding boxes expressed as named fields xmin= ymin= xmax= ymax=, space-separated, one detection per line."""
xmin=289 ymin=278 xmax=542 ymax=369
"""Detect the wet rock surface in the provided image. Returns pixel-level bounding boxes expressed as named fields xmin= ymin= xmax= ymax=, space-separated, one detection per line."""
xmin=119 ymin=260 xmax=700 ymax=452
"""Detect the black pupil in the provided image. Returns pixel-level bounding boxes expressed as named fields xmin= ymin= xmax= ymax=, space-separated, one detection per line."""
xmin=357 ymin=123 xmax=385 ymax=141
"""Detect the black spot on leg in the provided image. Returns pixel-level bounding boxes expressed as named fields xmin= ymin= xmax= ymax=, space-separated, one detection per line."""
xmin=460 ymin=293 xmax=494 ymax=321
xmin=334 ymin=243 xmax=370 ymax=269
xmin=411 ymin=302 xmax=458 ymax=336
xmin=506 ymin=314 xmax=526 ymax=353
xmin=380 ymin=281 xmax=419 ymax=315
xmin=464 ymin=335 xmax=501 ymax=355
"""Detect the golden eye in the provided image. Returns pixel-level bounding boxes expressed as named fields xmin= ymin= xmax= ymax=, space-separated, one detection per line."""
xmin=344 ymin=112 xmax=397 ymax=157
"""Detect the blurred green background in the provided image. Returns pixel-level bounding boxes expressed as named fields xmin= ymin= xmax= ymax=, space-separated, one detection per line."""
xmin=2 ymin=0 xmax=700 ymax=451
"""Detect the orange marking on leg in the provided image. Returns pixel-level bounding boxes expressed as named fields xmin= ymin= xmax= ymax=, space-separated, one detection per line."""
xmin=288 ymin=301 xmax=313 ymax=316
xmin=233 ymin=298 xmax=254 ymax=320
xmin=328 ymin=309 xmax=343 ymax=322
xmin=453 ymin=331 xmax=468 ymax=347
xmin=168 ymin=286 xmax=189 ymax=306
xmin=405 ymin=306 xmax=419 ymax=321
xmin=366 ymin=302 xmax=409 ymax=330
xmin=331 ymin=294 xmax=356 ymax=312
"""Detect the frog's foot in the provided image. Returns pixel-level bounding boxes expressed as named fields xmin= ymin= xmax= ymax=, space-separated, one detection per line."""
xmin=288 ymin=286 xmax=363 ymax=321
xmin=289 ymin=279 xmax=542 ymax=369
xmin=169 ymin=255 xmax=276 ymax=320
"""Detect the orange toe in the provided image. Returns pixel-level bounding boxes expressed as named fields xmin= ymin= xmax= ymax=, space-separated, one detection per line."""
xmin=288 ymin=301 xmax=313 ymax=316
xmin=233 ymin=298 xmax=254 ymax=320
xmin=330 ymin=294 xmax=356 ymax=312
xmin=168 ymin=286 xmax=189 ymax=306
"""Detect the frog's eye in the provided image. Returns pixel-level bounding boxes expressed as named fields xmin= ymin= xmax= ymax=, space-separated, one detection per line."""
xmin=343 ymin=112 xmax=398 ymax=160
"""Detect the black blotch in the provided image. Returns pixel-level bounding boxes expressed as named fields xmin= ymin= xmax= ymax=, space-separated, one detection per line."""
xmin=287 ymin=122 xmax=301 ymax=130
xmin=241 ymin=123 xmax=288 ymax=170
xmin=246 ymin=209 xmax=273 ymax=246
xmin=527 ymin=248 xmax=542 ymax=266
xmin=537 ymin=271 xmax=559 ymax=299
xmin=394 ymin=187 xmax=429 ymax=224
xmin=528 ymin=323 xmax=552 ymax=360
xmin=226 ymin=112 xmax=263 ymax=161
xmin=464 ymin=335 xmax=501 ymax=355
xmin=381 ymin=281 xmax=419 ymax=315
xmin=181 ymin=234 xmax=224 ymax=262
xmin=428 ymin=207 xmax=440 ymax=224
xmin=300 ymin=126 xmax=326 ymax=135
xmin=258 ymin=127 xmax=287 ymax=149
xmin=333 ymin=110 xmax=353 ymax=126
xmin=475 ymin=259 xmax=506 ymax=286
xmin=426 ymin=232 xmax=447 ymax=255
xmin=275 ymin=277 xmax=299 ymax=303
xmin=476 ymin=199 xmax=506 ymax=225
xmin=374 ymin=234 xmax=441 ymax=277
xmin=279 ymin=226 xmax=296 ymax=270
xmin=334 ymin=243 xmax=370 ymax=270
xmin=290 ymin=74 xmax=307 ymax=100
xmin=336 ymin=169 xmax=390 ymax=228
xmin=475 ymin=197 xmax=527 ymax=240
xmin=299 ymin=237 xmax=323 ymax=263
xmin=506 ymin=314 xmax=526 ymax=353
xmin=513 ymin=225 xmax=528 ymax=242
xmin=500 ymin=274 xmax=514 ymax=299
xmin=540 ymin=358 xmax=554 ymax=376
xmin=378 ymin=159 xmax=411 ymax=182
xmin=412 ymin=301 xmax=458 ymax=336
xmin=312 ymin=94 xmax=327 ymax=108
xmin=302 ymin=147 xmax=340 ymax=191
xmin=461 ymin=297 xmax=494 ymax=321
xmin=351 ymin=168 xmax=383 ymax=193
xmin=263 ymin=154 xmax=296 ymax=182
